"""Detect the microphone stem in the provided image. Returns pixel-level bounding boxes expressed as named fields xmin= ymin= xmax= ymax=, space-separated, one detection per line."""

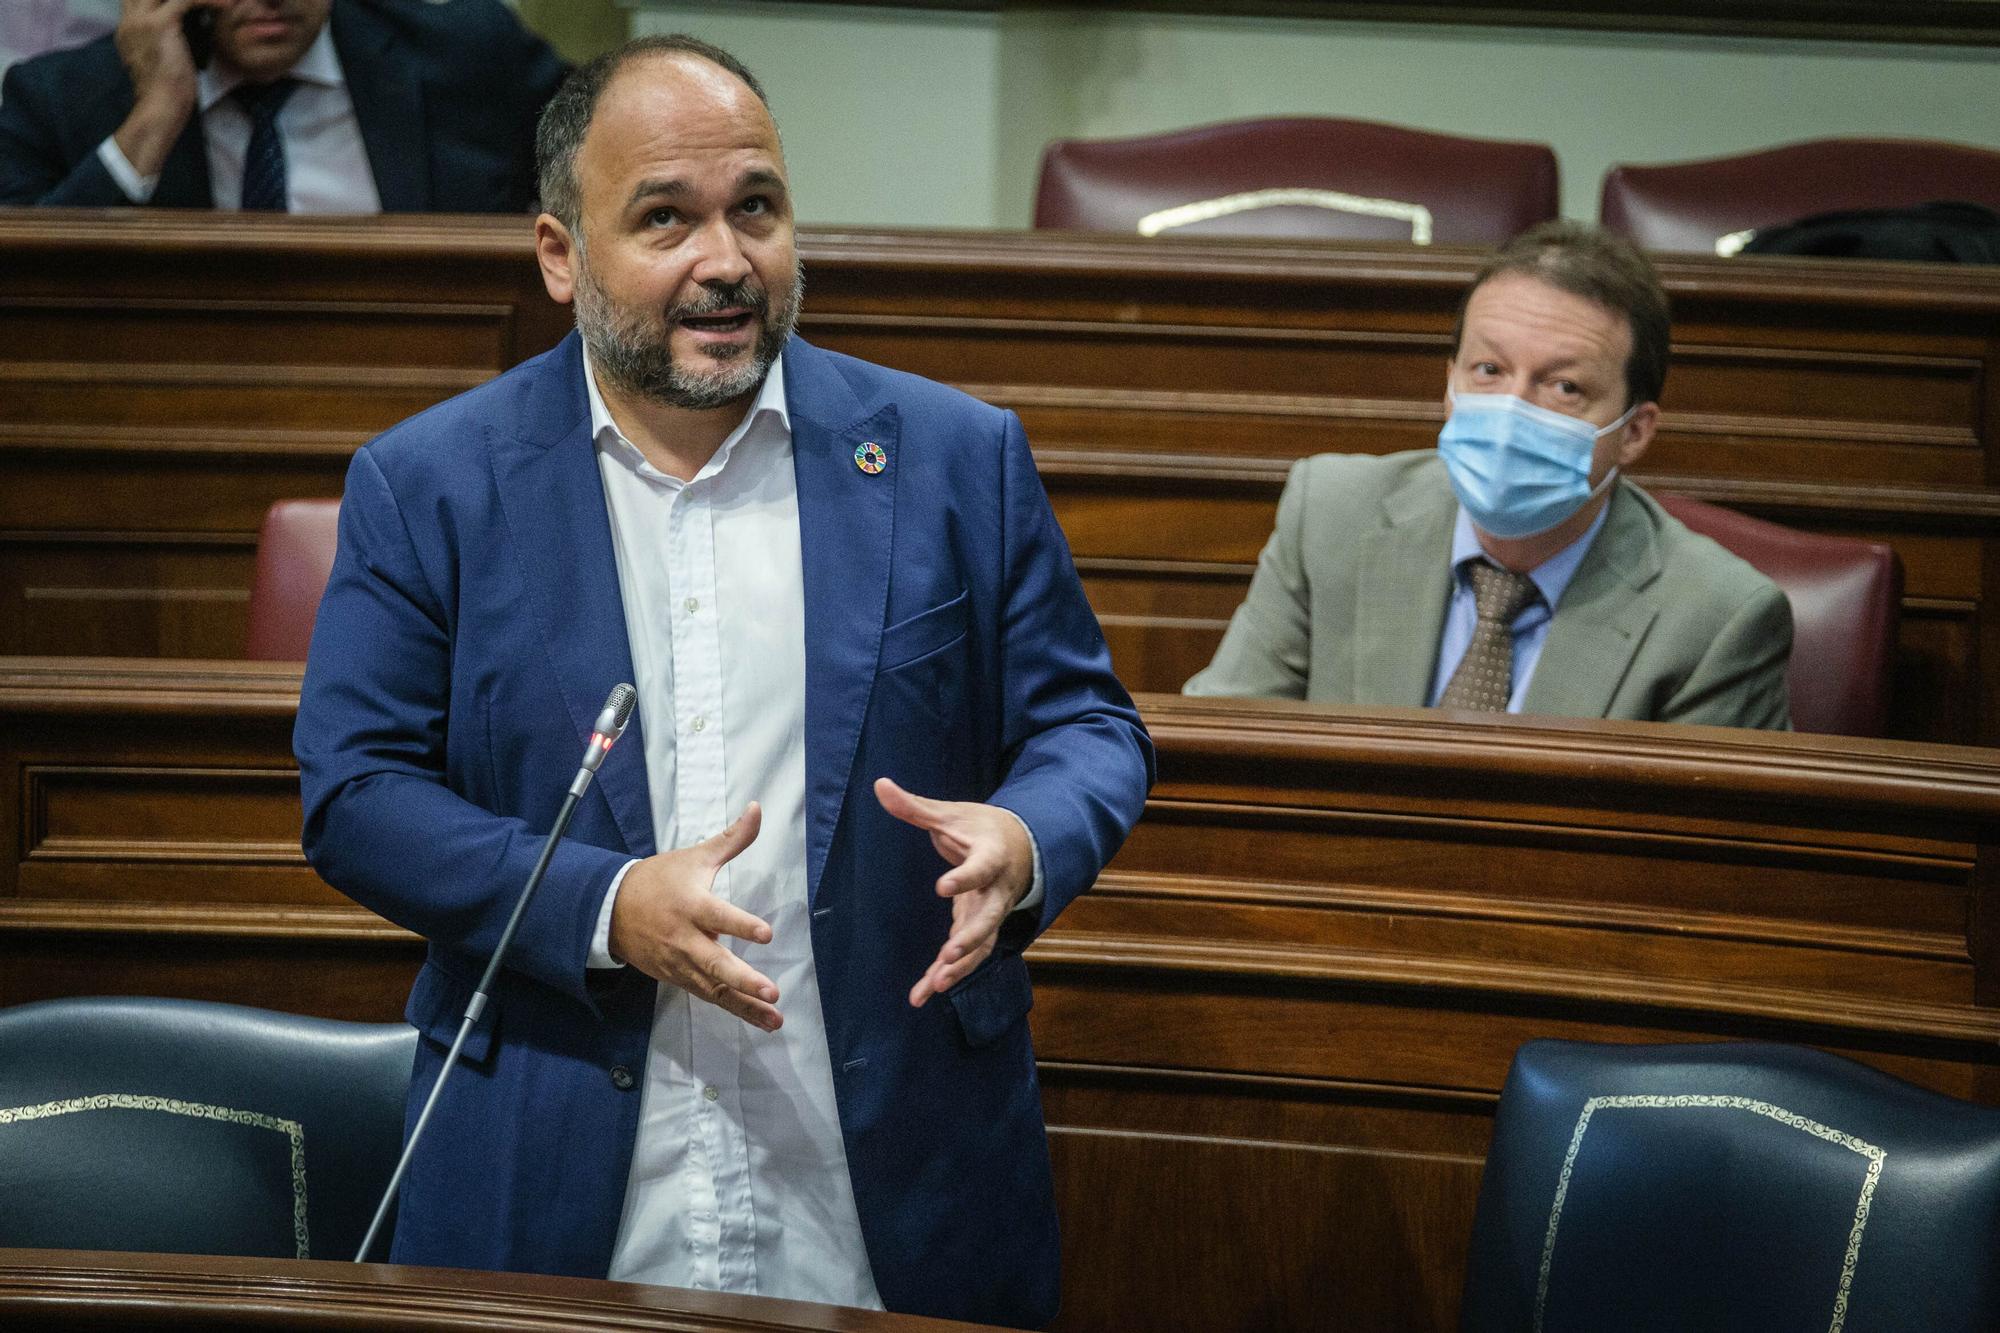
xmin=354 ymin=780 xmax=588 ymax=1263
xmin=475 ymin=784 xmax=583 ymax=1005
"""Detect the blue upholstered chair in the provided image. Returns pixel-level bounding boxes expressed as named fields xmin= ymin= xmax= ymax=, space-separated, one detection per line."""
xmin=0 ymin=996 xmax=415 ymax=1261
xmin=1462 ymin=1039 xmax=2000 ymax=1332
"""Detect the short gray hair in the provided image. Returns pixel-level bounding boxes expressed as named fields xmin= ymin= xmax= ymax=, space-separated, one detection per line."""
xmin=535 ymin=35 xmax=771 ymax=233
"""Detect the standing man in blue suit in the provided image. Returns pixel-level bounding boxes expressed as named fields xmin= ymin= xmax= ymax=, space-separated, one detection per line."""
xmin=0 ymin=0 xmax=564 ymax=211
xmin=294 ymin=34 xmax=1153 ymax=1329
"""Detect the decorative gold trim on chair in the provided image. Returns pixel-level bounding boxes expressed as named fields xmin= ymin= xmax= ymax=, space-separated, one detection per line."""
xmin=1536 ymin=1094 xmax=1883 ymax=1333
xmin=0 ymin=1092 xmax=311 ymax=1259
xmin=1136 ymin=188 xmax=1435 ymax=243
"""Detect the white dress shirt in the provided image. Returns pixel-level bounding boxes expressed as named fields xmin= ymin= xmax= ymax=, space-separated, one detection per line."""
xmin=582 ymin=350 xmax=884 ymax=1308
xmin=96 ymin=23 xmax=380 ymax=212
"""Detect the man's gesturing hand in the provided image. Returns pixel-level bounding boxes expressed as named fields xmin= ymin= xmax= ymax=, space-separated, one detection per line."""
xmin=607 ymin=803 xmax=783 ymax=1031
xmin=875 ymin=777 xmax=1034 ymax=1008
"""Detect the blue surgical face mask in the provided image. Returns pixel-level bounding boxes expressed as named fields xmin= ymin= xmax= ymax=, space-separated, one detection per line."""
xmin=1437 ymin=391 xmax=1638 ymax=540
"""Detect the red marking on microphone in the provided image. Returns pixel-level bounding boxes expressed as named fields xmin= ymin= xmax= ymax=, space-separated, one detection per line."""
xmin=593 ymin=732 xmax=617 ymax=750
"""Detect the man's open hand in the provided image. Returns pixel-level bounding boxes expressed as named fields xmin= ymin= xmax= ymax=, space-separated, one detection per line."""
xmin=875 ymin=777 xmax=1034 ymax=1008
xmin=608 ymin=803 xmax=782 ymax=1031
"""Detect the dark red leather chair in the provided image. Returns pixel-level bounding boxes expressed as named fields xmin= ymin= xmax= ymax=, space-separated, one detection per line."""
xmin=244 ymin=498 xmax=340 ymax=661
xmin=1600 ymin=137 xmax=2000 ymax=254
xmin=1034 ymin=117 xmax=1558 ymax=244
xmin=1655 ymin=492 xmax=1901 ymax=737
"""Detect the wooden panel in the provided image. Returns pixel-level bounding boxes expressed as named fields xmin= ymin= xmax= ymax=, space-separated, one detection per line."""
xmin=1044 ymin=1066 xmax=1489 ymax=1333
xmin=3 ymin=661 xmax=1999 ymax=1329
xmin=0 ymin=537 xmax=253 ymax=657
xmin=1 ymin=213 xmax=1995 ymax=739
xmin=0 ymin=1248 xmax=1000 ymax=1331
xmin=0 ymin=212 xmax=569 ymax=661
xmin=21 ymin=764 xmax=331 ymax=904
xmin=0 ymin=297 xmax=514 ymax=368
xmin=0 ymin=659 xmax=407 ymax=1019
xmin=1026 ymin=698 xmax=2000 ymax=1329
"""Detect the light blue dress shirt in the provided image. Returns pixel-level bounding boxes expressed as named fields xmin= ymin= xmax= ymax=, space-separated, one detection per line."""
xmin=1426 ymin=501 xmax=1612 ymax=711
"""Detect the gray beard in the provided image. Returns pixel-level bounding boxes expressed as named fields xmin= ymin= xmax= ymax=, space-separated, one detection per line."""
xmin=573 ymin=252 xmax=803 ymax=411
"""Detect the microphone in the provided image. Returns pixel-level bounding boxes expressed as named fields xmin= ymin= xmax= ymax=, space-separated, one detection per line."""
xmin=354 ymin=683 xmax=637 ymax=1263
xmin=573 ymin=683 xmax=637 ymax=797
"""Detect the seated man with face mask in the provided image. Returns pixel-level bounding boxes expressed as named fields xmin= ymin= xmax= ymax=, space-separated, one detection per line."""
xmin=1185 ymin=220 xmax=1792 ymax=728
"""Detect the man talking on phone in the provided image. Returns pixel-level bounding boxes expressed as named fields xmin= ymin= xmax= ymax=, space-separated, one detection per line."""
xmin=0 ymin=0 xmax=565 ymax=212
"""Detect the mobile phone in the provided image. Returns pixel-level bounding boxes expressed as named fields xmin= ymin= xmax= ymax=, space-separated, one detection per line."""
xmin=181 ymin=6 xmax=216 ymax=71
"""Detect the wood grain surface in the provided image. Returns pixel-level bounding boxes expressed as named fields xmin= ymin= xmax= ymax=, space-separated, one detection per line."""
xmin=0 ymin=1248 xmax=999 ymax=1331
xmin=3 ymin=660 xmax=1996 ymax=1329
xmin=2 ymin=213 xmax=1995 ymax=742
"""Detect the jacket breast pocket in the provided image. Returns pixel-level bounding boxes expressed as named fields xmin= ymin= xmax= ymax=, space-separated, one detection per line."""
xmin=879 ymin=589 xmax=968 ymax=673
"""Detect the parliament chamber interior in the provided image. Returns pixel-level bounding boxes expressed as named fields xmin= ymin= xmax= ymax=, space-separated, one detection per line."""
xmin=4 ymin=1 xmax=2000 ymax=1330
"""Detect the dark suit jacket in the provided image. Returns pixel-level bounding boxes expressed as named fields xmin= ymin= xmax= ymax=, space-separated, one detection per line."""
xmin=294 ymin=332 xmax=1154 ymax=1326
xmin=0 ymin=0 xmax=564 ymax=210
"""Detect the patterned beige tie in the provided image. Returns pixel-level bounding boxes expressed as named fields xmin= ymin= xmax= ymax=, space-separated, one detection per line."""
xmin=1437 ymin=559 xmax=1541 ymax=712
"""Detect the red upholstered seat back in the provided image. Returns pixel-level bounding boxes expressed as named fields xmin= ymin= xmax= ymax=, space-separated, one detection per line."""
xmin=1034 ymin=117 xmax=1558 ymax=245
xmin=1600 ymin=137 xmax=2000 ymax=254
xmin=1654 ymin=492 xmax=1901 ymax=737
xmin=245 ymin=498 xmax=341 ymax=661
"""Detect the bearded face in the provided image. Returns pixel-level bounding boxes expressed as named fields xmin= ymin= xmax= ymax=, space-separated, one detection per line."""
xmin=572 ymin=241 xmax=803 ymax=412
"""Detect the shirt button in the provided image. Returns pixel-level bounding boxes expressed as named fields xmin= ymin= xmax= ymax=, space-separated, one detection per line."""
xmin=684 ymin=597 xmax=699 ymax=614
xmin=691 ymin=715 xmax=707 ymax=733
xmin=703 ymin=1085 xmax=719 ymax=1102
xmin=609 ymin=1066 xmax=635 ymax=1091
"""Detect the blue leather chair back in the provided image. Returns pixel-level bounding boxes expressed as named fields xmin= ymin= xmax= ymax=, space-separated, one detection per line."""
xmin=0 ymin=996 xmax=415 ymax=1260
xmin=1463 ymin=1040 xmax=2000 ymax=1333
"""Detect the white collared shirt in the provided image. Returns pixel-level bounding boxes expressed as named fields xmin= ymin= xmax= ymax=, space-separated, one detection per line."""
xmin=582 ymin=349 xmax=883 ymax=1308
xmin=96 ymin=23 xmax=380 ymax=212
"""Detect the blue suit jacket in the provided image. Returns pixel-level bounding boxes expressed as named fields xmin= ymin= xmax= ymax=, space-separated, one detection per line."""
xmin=0 ymin=0 xmax=563 ymax=210
xmin=295 ymin=332 xmax=1154 ymax=1327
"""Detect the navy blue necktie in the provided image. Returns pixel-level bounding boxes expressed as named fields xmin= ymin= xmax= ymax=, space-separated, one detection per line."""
xmin=235 ymin=78 xmax=299 ymax=211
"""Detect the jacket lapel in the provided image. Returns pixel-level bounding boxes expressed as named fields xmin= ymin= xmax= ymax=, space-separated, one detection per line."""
xmin=1523 ymin=486 xmax=1662 ymax=718
xmin=153 ymin=123 xmax=214 ymax=207
xmin=487 ymin=334 xmax=654 ymax=858
xmin=785 ymin=339 xmax=899 ymax=906
xmin=1352 ymin=469 xmax=1456 ymax=707
xmin=330 ymin=0 xmax=430 ymax=211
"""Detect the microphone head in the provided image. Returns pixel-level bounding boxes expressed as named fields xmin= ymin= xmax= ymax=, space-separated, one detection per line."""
xmin=594 ymin=683 xmax=637 ymax=741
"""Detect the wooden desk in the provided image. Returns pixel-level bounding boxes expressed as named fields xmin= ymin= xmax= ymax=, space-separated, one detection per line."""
xmin=0 ymin=1249 xmax=995 ymax=1330
xmin=1042 ymin=695 xmax=2000 ymax=1330
xmin=2 ymin=212 xmax=1996 ymax=741
xmin=4 ymin=660 xmax=1997 ymax=1330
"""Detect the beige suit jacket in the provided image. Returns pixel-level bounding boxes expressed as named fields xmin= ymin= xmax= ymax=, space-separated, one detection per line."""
xmin=1185 ymin=451 xmax=1792 ymax=728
